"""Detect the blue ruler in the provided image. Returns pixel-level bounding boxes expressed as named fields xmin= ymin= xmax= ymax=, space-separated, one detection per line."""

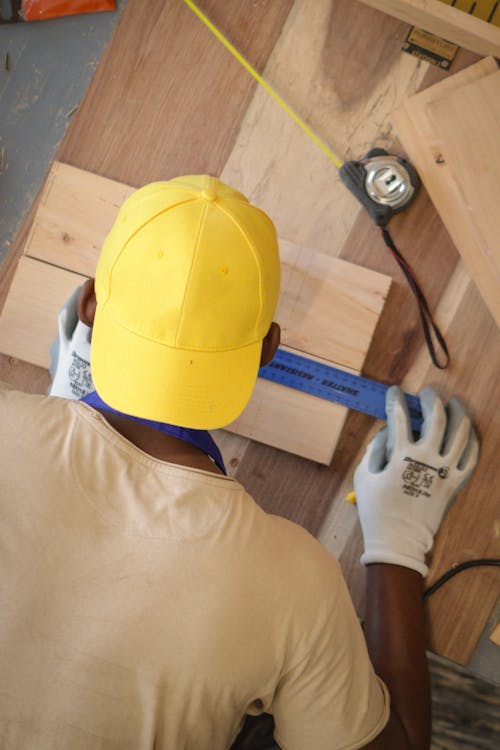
xmin=258 ymin=348 xmax=423 ymax=432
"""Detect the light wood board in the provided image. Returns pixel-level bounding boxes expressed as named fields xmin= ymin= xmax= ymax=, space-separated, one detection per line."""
xmin=391 ymin=57 xmax=500 ymax=327
xmin=220 ymin=0 xmax=430 ymax=256
xmin=0 ymin=161 xmax=391 ymax=464
xmin=0 ymin=258 xmax=87 ymax=368
xmin=25 ymin=161 xmax=134 ymax=277
xmin=356 ymin=0 xmax=500 ymax=57
xmin=490 ymin=621 xmax=500 ymax=648
xmin=1 ymin=0 xmax=499 ymax=664
xmin=426 ymin=71 xmax=500 ymax=321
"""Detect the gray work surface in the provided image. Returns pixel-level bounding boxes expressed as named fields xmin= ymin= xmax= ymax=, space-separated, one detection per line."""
xmin=0 ymin=0 xmax=126 ymax=265
xmin=0 ymin=0 xmax=498 ymax=689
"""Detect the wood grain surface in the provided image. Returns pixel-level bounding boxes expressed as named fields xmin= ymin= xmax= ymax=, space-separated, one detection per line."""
xmin=0 ymin=258 xmax=88 ymax=368
xmin=392 ymin=57 xmax=500 ymax=327
xmin=355 ymin=0 xmax=500 ymax=57
xmin=428 ymin=68 xmax=500 ymax=251
xmin=24 ymin=161 xmax=134 ymax=276
xmin=60 ymin=0 xmax=295 ymax=184
xmin=1 ymin=0 xmax=499 ymax=664
xmin=427 ymin=70 xmax=500 ymax=324
xmin=428 ymin=652 xmax=500 ymax=749
xmin=2 ymin=160 xmax=391 ymax=462
xmin=20 ymin=162 xmax=391 ymax=372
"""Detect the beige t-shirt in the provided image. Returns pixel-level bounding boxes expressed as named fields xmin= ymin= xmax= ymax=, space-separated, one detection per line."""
xmin=0 ymin=382 xmax=389 ymax=750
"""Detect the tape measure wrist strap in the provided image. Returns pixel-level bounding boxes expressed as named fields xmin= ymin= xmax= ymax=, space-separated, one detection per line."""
xmin=380 ymin=228 xmax=449 ymax=369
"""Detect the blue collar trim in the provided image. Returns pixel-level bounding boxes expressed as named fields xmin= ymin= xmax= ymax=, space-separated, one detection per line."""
xmin=80 ymin=391 xmax=227 ymax=475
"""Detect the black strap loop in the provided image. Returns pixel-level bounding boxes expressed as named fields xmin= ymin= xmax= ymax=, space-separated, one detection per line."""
xmin=380 ymin=228 xmax=449 ymax=369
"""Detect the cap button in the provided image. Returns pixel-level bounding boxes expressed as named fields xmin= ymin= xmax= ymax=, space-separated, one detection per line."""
xmin=201 ymin=188 xmax=217 ymax=202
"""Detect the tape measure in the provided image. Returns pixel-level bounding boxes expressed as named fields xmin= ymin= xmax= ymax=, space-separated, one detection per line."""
xmin=183 ymin=0 xmax=449 ymax=367
xmin=182 ymin=0 xmax=418 ymax=221
xmin=339 ymin=148 xmax=420 ymax=226
xmin=439 ymin=0 xmax=500 ymax=26
xmin=258 ymin=348 xmax=423 ymax=433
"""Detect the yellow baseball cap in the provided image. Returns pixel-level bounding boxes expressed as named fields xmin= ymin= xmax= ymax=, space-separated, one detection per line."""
xmin=91 ymin=175 xmax=281 ymax=429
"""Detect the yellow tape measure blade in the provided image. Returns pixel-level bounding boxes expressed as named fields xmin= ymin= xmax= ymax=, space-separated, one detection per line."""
xmin=182 ymin=0 xmax=343 ymax=169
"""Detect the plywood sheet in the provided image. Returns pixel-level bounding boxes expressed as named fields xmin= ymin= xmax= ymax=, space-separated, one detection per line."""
xmin=391 ymin=57 xmax=500 ymax=326
xmin=220 ymin=0 xmax=430 ymax=257
xmin=0 ymin=161 xmax=390 ymax=464
xmin=58 ymin=0 xmax=296 ymax=184
xmin=1 ymin=0 xmax=498 ymax=664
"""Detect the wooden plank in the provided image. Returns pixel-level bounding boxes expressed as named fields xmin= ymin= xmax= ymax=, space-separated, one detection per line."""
xmin=23 ymin=161 xmax=391 ymax=368
xmin=356 ymin=0 xmax=500 ymax=57
xmin=0 ymin=258 xmax=88 ymax=368
xmin=25 ymin=162 xmax=134 ymax=276
xmin=425 ymin=71 xmax=500 ymax=325
xmin=0 ymin=163 xmax=391 ymax=464
xmin=227 ymin=363 xmax=350 ymax=465
xmin=276 ymin=240 xmax=391 ymax=370
xmin=490 ymin=621 xmax=500 ymax=648
xmin=392 ymin=57 xmax=500 ymax=326
xmin=0 ymin=248 xmax=388 ymax=463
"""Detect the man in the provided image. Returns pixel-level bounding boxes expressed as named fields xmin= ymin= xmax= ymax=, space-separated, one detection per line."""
xmin=0 ymin=175 xmax=478 ymax=749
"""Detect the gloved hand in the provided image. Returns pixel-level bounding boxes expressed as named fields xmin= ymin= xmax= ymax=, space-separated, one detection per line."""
xmin=353 ymin=386 xmax=479 ymax=577
xmin=48 ymin=286 xmax=94 ymax=400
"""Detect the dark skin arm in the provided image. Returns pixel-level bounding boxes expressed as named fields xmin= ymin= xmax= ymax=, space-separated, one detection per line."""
xmin=360 ymin=564 xmax=431 ymax=750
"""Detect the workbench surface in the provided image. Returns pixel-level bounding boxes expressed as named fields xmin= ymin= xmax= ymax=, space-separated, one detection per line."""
xmin=0 ymin=1 xmax=125 ymax=264
xmin=0 ymin=0 xmax=499 ymax=679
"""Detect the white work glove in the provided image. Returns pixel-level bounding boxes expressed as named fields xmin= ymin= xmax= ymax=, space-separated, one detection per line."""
xmin=48 ymin=286 xmax=94 ymax=400
xmin=353 ymin=386 xmax=479 ymax=577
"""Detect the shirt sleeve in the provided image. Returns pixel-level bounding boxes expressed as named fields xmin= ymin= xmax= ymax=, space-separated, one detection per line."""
xmin=271 ymin=565 xmax=390 ymax=750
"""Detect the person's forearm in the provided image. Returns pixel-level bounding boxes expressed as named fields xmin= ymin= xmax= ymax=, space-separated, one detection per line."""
xmin=365 ymin=563 xmax=431 ymax=750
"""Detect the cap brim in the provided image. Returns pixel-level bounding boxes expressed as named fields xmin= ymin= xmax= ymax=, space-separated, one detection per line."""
xmin=90 ymin=306 xmax=261 ymax=429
